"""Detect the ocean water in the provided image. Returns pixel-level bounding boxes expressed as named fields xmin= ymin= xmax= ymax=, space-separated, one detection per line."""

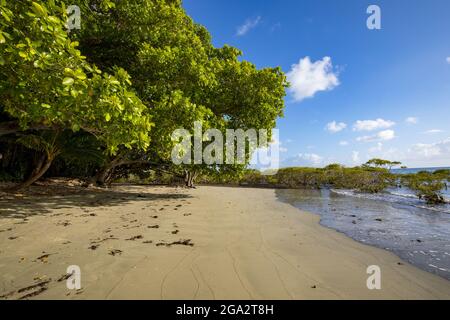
xmin=276 ymin=186 xmax=450 ymax=281
xmin=391 ymin=166 xmax=450 ymax=175
xmin=391 ymin=166 xmax=450 ymax=201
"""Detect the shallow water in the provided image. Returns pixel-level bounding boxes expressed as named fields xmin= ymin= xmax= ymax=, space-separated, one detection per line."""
xmin=276 ymin=188 xmax=450 ymax=280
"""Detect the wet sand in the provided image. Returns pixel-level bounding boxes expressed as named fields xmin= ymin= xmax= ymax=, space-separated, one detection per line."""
xmin=0 ymin=185 xmax=449 ymax=299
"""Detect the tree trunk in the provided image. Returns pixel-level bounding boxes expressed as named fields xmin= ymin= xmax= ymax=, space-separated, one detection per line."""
xmin=8 ymin=154 xmax=54 ymax=191
xmin=94 ymin=159 xmax=152 ymax=186
xmin=184 ymin=170 xmax=198 ymax=188
xmin=30 ymin=154 xmax=46 ymax=179
xmin=95 ymin=164 xmax=113 ymax=186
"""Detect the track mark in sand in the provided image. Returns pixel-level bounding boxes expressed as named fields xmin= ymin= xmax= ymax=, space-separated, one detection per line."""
xmin=226 ymin=247 xmax=254 ymax=299
xmin=256 ymin=225 xmax=296 ymax=299
xmin=306 ymin=226 xmax=430 ymax=297
xmin=257 ymin=246 xmax=294 ymax=300
xmin=258 ymin=227 xmax=342 ymax=299
xmin=190 ymin=267 xmax=200 ymax=300
xmin=160 ymin=249 xmax=195 ymax=299
xmin=105 ymin=256 xmax=149 ymax=299
xmin=191 ymin=258 xmax=216 ymax=300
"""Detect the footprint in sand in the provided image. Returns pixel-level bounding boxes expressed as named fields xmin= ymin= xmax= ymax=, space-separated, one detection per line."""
xmin=16 ymin=280 xmax=51 ymax=299
xmin=125 ymin=235 xmax=143 ymax=241
xmin=108 ymin=249 xmax=122 ymax=256
xmin=156 ymin=239 xmax=194 ymax=247
xmin=56 ymin=220 xmax=71 ymax=227
xmin=35 ymin=253 xmax=51 ymax=263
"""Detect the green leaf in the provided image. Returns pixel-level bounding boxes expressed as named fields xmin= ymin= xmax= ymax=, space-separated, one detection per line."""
xmin=0 ymin=32 xmax=5 ymax=44
xmin=71 ymin=124 xmax=80 ymax=132
xmin=62 ymin=77 xmax=74 ymax=86
xmin=105 ymin=113 xmax=111 ymax=122
xmin=41 ymin=103 xmax=51 ymax=109
xmin=0 ymin=8 xmax=11 ymax=22
xmin=31 ymin=2 xmax=47 ymax=17
xmin=74 ymin=69 xmax=86 ymax=80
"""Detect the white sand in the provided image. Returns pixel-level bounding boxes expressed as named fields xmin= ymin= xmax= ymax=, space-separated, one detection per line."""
xmin=0 ymin=185 xmax=449 ymax=299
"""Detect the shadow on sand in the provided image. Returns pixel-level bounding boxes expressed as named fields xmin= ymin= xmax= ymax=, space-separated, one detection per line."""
xmin=0 ymin=186 xmax=191 ymax=220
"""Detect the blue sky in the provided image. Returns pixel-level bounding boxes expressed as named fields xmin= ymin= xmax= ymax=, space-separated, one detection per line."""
xmin=183 ymin=0 xmax=450 ymax=168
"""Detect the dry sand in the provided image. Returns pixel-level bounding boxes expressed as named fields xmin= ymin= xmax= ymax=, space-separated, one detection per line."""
xmin=0 ymin=185 xmax=449 ymax=299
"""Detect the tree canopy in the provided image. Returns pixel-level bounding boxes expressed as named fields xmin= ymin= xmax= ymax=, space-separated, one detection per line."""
xmin=0 ymin=0 xmax=288 ymax=189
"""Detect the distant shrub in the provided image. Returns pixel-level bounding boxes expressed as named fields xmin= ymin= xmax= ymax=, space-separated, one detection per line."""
xmin=401 ymin=172 xmax=446 ymax=204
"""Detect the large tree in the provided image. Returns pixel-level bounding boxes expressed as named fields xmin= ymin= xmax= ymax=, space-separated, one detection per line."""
xmin=0 ymin=0 xmax=153 ymax=189
xmin=71 ymin=0 xmax=288 ymax=186
xmin=0 ymin=0 xmax=153 ymax=152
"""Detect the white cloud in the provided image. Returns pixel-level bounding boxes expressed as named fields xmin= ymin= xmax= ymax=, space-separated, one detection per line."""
xmin=236 ymin=16 xmax=261 ymax=36
xmin=446 ymin=57 xmax=450 ymax=64
xmin=408 ymin=139 xmax=450 ymax=159
xmin=339 ymin=141 xmax=349 ymax=146
xmin=423 ymin=129 xmax=444 ymax=134
xmin=280 ymin=152 xmax=327 ymax=168
xmin=356 ymin=129 xmax=395 ymax=142
xmin=287 ymin=56 xmax=339 ymax=102
xmin=353 ymin=118 xmax=395 ymax=131
xmin=405 ymin=117 xmax=418 ymax=125
xmin=351 ymin=151 xmax=360 ymax=164
xmin=357 ymin=137 xmax=450 ymax=168
xmin=368 ymin=142 xmax=383 ymax=153
xmin=297 ymin=153 xmax=323 ymax=166
xmin=325 ymin=121 xmax=347 ymax=133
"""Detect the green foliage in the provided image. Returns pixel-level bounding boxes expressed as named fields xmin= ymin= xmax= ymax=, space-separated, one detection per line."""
xmin=364 ymin=158 xmax=401 ymax=170
xmin=0 ymin=0 xmax=152 ymax=153
xmin=0 ymin=0 xmax=285 ymax=188
xmin=401 ymin=172 xmax=447 ymax=204
xmin=237 ymin=165 xmax=396 ymax=193
xmin=71 ymin=0 xmax=287 ymax=177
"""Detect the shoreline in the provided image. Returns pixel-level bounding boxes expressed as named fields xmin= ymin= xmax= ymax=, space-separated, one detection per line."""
xmin=1 ymin=185 xmax=449 ymax=299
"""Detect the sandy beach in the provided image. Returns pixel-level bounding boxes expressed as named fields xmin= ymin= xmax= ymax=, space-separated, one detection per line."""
xmin=0 ymin=185 xmax=449 ymax=300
